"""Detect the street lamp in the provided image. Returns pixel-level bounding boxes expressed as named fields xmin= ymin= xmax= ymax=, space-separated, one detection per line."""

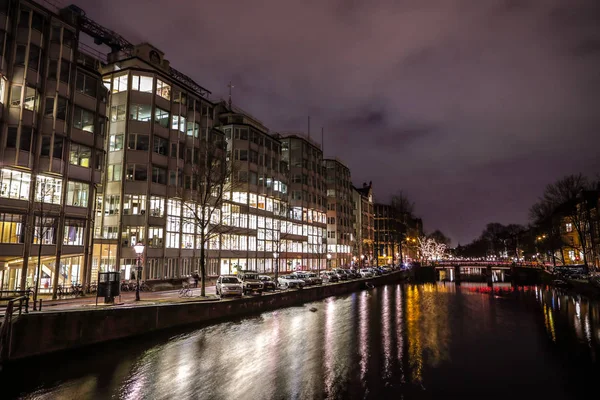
xmin=273 ymin=252 xmax=279 ymax=282
xmin=133 ymin=242 xmax=145 ymax=301
xmin=360 ymin=254 xmax=365 ymax=266
xmin=327 ymin=253 xmax=332 ymax=270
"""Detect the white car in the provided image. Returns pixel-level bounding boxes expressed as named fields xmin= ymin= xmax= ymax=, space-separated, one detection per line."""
xmin=292 ymin=272 xmax=316 ymax=285
xmin=278 ymin=275 xmax=306 ymax=289
xmin=216 ymin=275 xmax=243 ymax=297
xmin=360 ymin=268 xmax=374 ymax=278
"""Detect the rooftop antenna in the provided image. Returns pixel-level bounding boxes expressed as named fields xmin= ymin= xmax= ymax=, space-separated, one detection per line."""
xmin=308 ymin=116 xmax=311 ymax=140
xmin=227 ymin=81 xmax=234 ymax=109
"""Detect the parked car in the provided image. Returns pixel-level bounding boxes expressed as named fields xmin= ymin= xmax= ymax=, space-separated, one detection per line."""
xmin=306 ymin=272 xmax=323 ymax=285
xmin=320 ymin=271 xmax=339 ymax=283
xmin=258 ymin=275 xmax=277 ymax=291
xmin=237 ymin=270 xmax=264 ymax=295
xmin=292 ymin=272 xmax=315 ymax=285
xmin=216 ymin=275 xmax=243 ymax=298
xmin=347 ymin=269 xmax=361 ymax=279
xmin=333 ymin=269 xmax=349 ymax=281
xmin=278 ymin=275 xmax=306 ymax=289
xmin=359 ymin=268 xmax=374 ymax=278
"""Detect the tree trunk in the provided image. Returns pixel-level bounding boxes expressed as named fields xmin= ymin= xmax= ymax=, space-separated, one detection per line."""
xmin=199 ymin=231 xmax=206 ymax=297
xmin=33 ymin=236 xmax=43 ymax=309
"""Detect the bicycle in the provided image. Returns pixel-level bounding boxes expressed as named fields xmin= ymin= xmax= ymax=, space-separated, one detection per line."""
xmin=179 ymin=282 xmax=193 ymax=297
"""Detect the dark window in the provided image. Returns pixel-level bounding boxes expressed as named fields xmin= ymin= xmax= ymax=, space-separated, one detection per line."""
xmin=44 ymin=97 xmax=54 ymax=116
xmin=19 ymin=127 xmax=32 ymax=151
xmin=73 ymin=106 xmax=95 ymax=133
xmin=59 ymin=60 xmax=70 ymax=83
xmin=31 ymin=12 xmax=43 ymax=31
xmin=75 ymin=72 xmax=97 ymax=97
xmin=62 ymin=29 xmax=74 ymax=47
xmin=153 ymin=136 xmax=168 ymax=156
xmin=97 ymin=117 xmax=105 ymax=136
xmin=15 ymin=45 xmax=26 ymax=65
xmin=6 ymin=127 xmax=17 ymax=148
xmin=48 ymin=60 xmax=57 ymax=80
xmin=152 ymin=166 xmax=167 ymax=185
xmin=170 ymin=143 xmax=177 ymax=158
xmin=41 ymin=136 xmax=51 ymax=156
xmin=56 ymin=97 xmax=67 ymax=120
xmin=51 ymin=25 xmax=61 ymax=43
xmin=18 ymin=9 xmax=29 ymax=28
xmin=28 ymin=45 xmax=40 ymax=71
xmin=52 ymin=137 xmax=63 ymax=159
xmin=9 ymin=85 xmax=21 ymax=106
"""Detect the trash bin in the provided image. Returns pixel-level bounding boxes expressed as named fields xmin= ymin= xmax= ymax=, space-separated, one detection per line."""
xmin=97 ymin=272 xmax=121 ymax=303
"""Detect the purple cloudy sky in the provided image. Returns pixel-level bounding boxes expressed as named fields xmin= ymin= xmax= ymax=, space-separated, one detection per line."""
xmin=72 ymin=0 xmax=600 ymax=245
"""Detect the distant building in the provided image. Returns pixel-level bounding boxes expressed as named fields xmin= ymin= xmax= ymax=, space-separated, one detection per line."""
xmin=374 ymin=203 xmax=402 ymax=265
xmin=324 ymin=158 xmax=353 ymax=267
xmin=353 ymin=182 xmax=374 ymax=265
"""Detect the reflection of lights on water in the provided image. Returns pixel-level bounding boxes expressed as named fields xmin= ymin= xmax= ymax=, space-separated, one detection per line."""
xmin=396 ymin=285 xmax=405 ymax=383
xmin=382 ymin=283 xmax=391 ymax=379
xmin=584 ymin=314 xmax=593 ymax=347
xmin=324 ymin=298 xmax=335 ymax=394
xmin=359 ymin=291 xmax=368 ymax=382
xmin=543 ymin=304 xmax=556 ymax=342
xmin=576 ymin=301 xmax=581 ymax=319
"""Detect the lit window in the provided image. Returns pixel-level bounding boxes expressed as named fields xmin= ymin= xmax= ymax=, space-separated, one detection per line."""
xmin=110 ymin=104 xmax=126 ymax=122
xmin=0 ymin=169 xmax=31 ymax=201
xmin=63 ymin=220 xmax=85 ymax=246
xmin=107 ymin=164 xmax=122 ymax=181
xmin=34 ymin=217 xmax=57 ymax=244
xmin=112 ymin=74 xmax=128 ymax=93
xmin=126 ymin=164 xmax=147 ymax=181
xmin=0 ymin=213 xmax=25 ymax=243
xmin=566 ymin=223 xmax=573 ymax=233
xmin=156 ymin=79 xmax=171 ymax=100
xmin=149 ymin=196 xmax=165 ymax=217
xmin=131 ymin=75 xmax=153 ymax=93
xmin=35 ymin=175 xmax=62 ymax=204
xmin=148 ymin=227 xmax=164 ymax=248
xmin=69 ymin=144 xmax=91 ymax=167
xmin=123 ymin=194 xmax=147 ymax=215
xmin=66 ymin=181 xmax=89 ymax=207
xmin=109 ymin=134 xmax=124 ymax=151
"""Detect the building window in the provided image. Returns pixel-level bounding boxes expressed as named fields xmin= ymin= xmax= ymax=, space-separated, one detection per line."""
xmin=0 ymin=169 xmax=31 ymax=201
xmin=73 ymin=107 xmax=95 ymax=133
xmin=126 ymin=164 xmax=147 ymax=181
xmin=63 ymin=29 xmax=75 ymax=47
xmin=56 ymin=97 xmax=68 ymax=120
xmin=109 ymin=134 xmax=124 ymax=151
xmin=107 ymin=164 xmax=122 ymax=181
xmin=28 ymin=45 xmax=41 ymax=71
xmin=110 ymin=104 xmax=126 ymax=122
xmin=34 ymin=217 xmax=57 ymax=245
xmin=148 ymin=227 xmax=164 ymax=248
xmin=15 ymin=45 xmax=26 ymax=65
xmin=172 ymin=115 xmax=186 ymax=132
xmin=75 ymin=72 xmax=98 ymax=98
xmin=153 ymin=136 xmax=168 ymax=156
xmin=59 ymin=60 xmax=70 ymax=83
xmin=66 ymin=181 xmax=89 ymax=207
xmin=69 ymin=144 xmax=91 ymax=167
xmin=151 ymin=166 xmax=167 ymax=185
xmin=565 ymin=223 xmax=573 ymax=233
xmin=122 ymin=226 xmax=145 ymax=247
xmin=103 ymin=194 xmax=120 ymax=215
xmin=9 ymin=85 xmax=21 ymax=107
xmin=186 ymin=121 xmax=199 ymax=137
xmin=149 ymin=196 xmax=165 ymax=217
xmin=63 ymin=220 xmax=85 ymax=246
xmin=35 ymin=175 xmax=62 ymax=204
xmin=112 ymin=74 xmax=128 ymax=93
xmin=156 ymin=79 xmax=171 ymax=100
xmin=129 ymin=103 xmax=152 ymax=122
xmin=0 ymin=213 xmax=24 ymax=243
xmin=154 ymin=107 xmax=169 ymax=128
xmin=131 ymin=75 xmax=153 ymax=93
xmin=123 ymin=194 xmax=146 ymax=215
xmin=22 ymin=86 xmax=38 ymax=111
xmin=128 ymin=133 xmax=149 ymax=151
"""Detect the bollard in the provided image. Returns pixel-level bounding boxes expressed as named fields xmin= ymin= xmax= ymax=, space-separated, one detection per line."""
xmin=39 ymin=298 xmax=43 ymax=311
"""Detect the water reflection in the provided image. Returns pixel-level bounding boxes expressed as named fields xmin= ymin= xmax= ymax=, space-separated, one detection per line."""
xmin=3 ymin=282 xmax=600 ymax=399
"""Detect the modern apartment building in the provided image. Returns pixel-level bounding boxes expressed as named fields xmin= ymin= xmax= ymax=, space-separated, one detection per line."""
xmin=374 ymin=203 xmax=402 ymax=265
xmin=215 ymin=106 xmax=289 ymax=275
xmin=324 ymin=158 xmax=353 ymax=268
xmin=280 ymin=133 xmax=327 ymax=271
xmin=0 ymin=0 xmax=107 ymax=291
xmin=353 ymin=182 xmax=374 ymax=266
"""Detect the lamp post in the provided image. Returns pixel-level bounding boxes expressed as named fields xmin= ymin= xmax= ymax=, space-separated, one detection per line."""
xmin=360 ymin=254 xmax=365 ymax=267
xmin=133 ymin=242 xmax=145 ymax=301
xmin=327 ymin=253 xmax=332 ymax=270
xmin=273 ymin=252 xmax=279 ymax=283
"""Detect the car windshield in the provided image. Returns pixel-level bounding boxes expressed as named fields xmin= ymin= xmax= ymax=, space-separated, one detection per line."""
xmin=259 ymin=276 xmax=271 ymax=281
xmin=222 ymin=277 xmax=239 ymax=284
xmin=244 ymin=274 xmax=258 ymax=279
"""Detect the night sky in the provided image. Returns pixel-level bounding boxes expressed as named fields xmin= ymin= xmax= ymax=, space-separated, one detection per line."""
xmin=71 ymin=0 xmax=600 ymax=245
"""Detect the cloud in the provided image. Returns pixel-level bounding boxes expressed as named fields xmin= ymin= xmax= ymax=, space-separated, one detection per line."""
xmin=73 ymin=0 xmax=600 ymax=243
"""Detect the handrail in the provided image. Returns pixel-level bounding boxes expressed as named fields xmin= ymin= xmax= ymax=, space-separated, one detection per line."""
xmin=0 ymin=291 xmax=30 ymax=362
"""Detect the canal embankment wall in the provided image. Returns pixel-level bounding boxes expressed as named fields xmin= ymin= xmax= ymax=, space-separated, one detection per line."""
xmin=4 ymin=271 xmax=407 ymax=362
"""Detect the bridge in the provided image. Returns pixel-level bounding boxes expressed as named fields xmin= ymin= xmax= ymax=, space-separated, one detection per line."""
xmin=434 ymin=261 xmax=544 ymax=270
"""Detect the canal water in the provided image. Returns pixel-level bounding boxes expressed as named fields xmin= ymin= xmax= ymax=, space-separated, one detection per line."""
xmin=2 ymin=282 xmax=599 ymax=399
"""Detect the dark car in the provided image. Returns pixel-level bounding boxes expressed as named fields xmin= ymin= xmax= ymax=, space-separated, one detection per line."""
xmin=258 ymin=275 xmax=277 ymax=291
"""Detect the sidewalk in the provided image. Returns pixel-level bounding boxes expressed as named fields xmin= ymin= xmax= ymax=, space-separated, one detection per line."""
xmin=33 ymin=285 xmax=218 ymax=312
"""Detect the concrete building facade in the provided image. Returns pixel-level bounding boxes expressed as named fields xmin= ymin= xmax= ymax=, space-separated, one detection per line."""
xmin=324 ymin=158 xmax=353 ymax=268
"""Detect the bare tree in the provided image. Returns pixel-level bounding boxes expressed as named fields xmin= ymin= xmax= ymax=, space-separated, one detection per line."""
xmin=180 ymin=132 xmax=232 ymax=297
xmin=536 ymin=174 xmax=591 ymax=266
